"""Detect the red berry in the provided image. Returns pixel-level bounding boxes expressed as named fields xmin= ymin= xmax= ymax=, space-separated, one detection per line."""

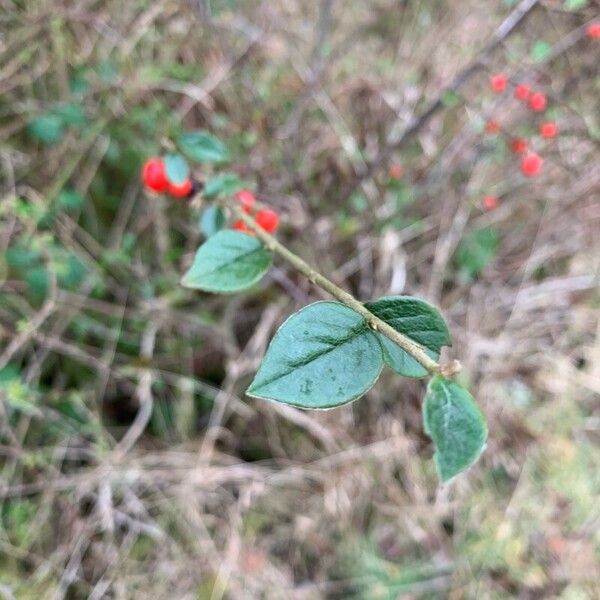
xmin=482 ymin=195 xmax=499 ymax=210
xmin=539 ymin=121 xmax=558 ymax=139
xmin=235 ymin=189 xmax=256 ymax=213
xmin=528 ymin=92 xmax=547 ymax=113
xmin=511 ymin=138 xmax=528 ymax=154
xmin=255 ymin=209 xmax=279 ymax=233
xmin=521 ymin=153 xmax=543 ymax=177
xmin=485 ymin=120 xmax=500 ymax=134
xmin=388 ymin=163 xmax=403 ymax=180
xmin=168 ymin=178 xmax=193 ymax=199
xmin=514 ymin=84 xmax=531 ymax=102
xmin=490 ymin=73 xmax=507 ymax=93
xmin=142 ymin=157 xmax=168 ymax=193
xmin=586 ymin=23 xmax=600 ymax=39
xmin=232 ymin=220 xmax=254 ymax=235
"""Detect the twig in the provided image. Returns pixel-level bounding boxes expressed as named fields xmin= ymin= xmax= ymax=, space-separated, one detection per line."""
xmin=218 ymin=197 xmax=444 ymax=375
xmin=360 ymin=0 xmax=541 ymax=181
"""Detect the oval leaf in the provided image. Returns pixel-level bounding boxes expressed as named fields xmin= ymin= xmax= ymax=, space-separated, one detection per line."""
xmin=181 ymin=230 xmax=271 ymax=293
xmin=247 ymin=302 xmax=384 ymax=409
xmin=423 ymin=376 xmax=487 ymax=482
xmin=364 ymin=296 xmax=451 ymax=378
xmin=199 ymin=205 xmax=226 ymax=238
xmin=177 ymin=130 xmax=229 ymax=163
xmin=164 ymin=153 xmax=190 ymax=185
xmin=203 ymin=173 xmax=246 ymax=200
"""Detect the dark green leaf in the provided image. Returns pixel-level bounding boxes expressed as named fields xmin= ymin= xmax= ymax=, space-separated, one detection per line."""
xmin=181 ymin=230 xmax=271 ymax=293
xmin=57 ymin=189 xmax=86 ymax=211
xmin=177 ymin=130 xmax=229 ymax=163
xmin=364 ymin=296 xmax=451 ymax=378
xmin=423 ymin=376 xmax=487 ymax=482
xmin=199 ymin=205 xmax=226 ymax=238
xmin=247 ymin=302 xmax=384 ymax=409
xmin=202 ymin=173 xmax=246 ymax=199
xmin=454 ymin=227 xmax=499 ymax=281
xmin=164 ymin=153 xmax=190 ymax=185
xmin=53 ymin=102 xmax=87 ymax=127
xmin=27 ymin=114 xmax=65 ymax=145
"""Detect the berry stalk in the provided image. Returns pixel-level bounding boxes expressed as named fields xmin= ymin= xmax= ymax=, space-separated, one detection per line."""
xmin=217 ymin=195 xmax=445 ymax=376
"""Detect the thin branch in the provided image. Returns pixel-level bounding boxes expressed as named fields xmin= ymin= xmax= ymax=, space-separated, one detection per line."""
xmin=218 ymin=198 xmax=444 ymax=375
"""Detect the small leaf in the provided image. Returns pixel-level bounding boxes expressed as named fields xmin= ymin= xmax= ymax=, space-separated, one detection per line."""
xmin=199 ymin=205 xmax=226 ymax=237
xmin=247 ymin=302 xmax=384 ymax=409
xmin=203 ymin=173 xmax=246 ymax=199
xmin=423 ymin=376 xmax=487 ymax=482
xmin=564 ymin=0 xmax=586 ymax=10
xmin=454 ymin=227 xmax=499 ymax=281
xmin=531 ymin=40 xmax=551 ymax=62
xmin=164 ymin=153 xmax=190 ymax=185
xmin=364 ymin=296 xmax=451 ymax=378
xmin=27 ymin=114 xmax=65 ymax=145
xmin=177 ymin=130 xmax=229 ymax=163
xmin=181 ymin=230 xmax=271 ymax=293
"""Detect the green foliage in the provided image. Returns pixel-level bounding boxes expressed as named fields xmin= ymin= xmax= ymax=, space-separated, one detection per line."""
xmin=454 ymin=226 xmax=499 ymax=281
xmin=202 ymin=173 xmax=247 ymax=199
xmin=247 ymin=302 xmax=384 ymax=409
xmin=531 ymin=40 xmax=551 ymax=62
xmin=177 ymin=130 xmax=229 ymax=163
xmin=27 ymin=102 xmax=87 ymax=145
xmin=564 ymin=0 xmax=587 ymax=9
xmin=164 ymin=153 xmax=190 ymax=184
xmin=199 ymin=205 xmax=226 ymax=237
xmin=423 ymin=376 xmax=487 ymax=481
xmin=365 ymin=296 xmax=451 ymax=378
xmin=181 ymin=230 xmax=272 ymax=293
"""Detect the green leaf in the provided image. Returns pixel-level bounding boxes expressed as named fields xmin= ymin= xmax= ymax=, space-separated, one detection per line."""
xmin=177 ymin=130 xmax=229 ymax=163
xmin=57 ymin=189 xmax=86 ymax=211
xmin=247 ymin=302 xmax=384 ymax=409
xmin=454 ymin=227 xmax=499 ymax=281
xmin=53 ymin=102 xmax=87 ymax=127
xmin=364 ymin=296 xmax=451 ymax=378
xmin=531 ymin=40 xmax=551 ymax=62
xmin=181 ymin=230 xmax=271 ymax=293
xmin=423 ymin=376 xmax=487 ymax=482
xmin=564 ymin=0 xmax=586 ymax=10
xmin=202 ymin=173 xmax=246 ymax=200
xmin=199 ymin=205 xmax=226 ymax=238
xmin=27 ymin=114 xmax=65 ymax=145
xmin=164 ymin=153 xmax=190 ymax=185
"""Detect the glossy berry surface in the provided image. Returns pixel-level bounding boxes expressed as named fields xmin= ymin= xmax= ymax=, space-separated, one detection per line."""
xmin=511 ymin=138 xmax=528 ymax=154
xmin=587 ymin=23 xmax=600 ymax=39
xmin=539 ymin=122 xmax=557 ymax=139
xmin=255 ymin=209 xmax=279 ymax=233
xmin=490 ymin=73 xmax=507 ymax=93
xmin=528 ymin=93 xmax=547 ymax=113
xmin=142 ymin=157 xmax=169 ymax=193
xmin=235 ymin=189 xmax=256 ymax=213
xmin=514 ymin=84 xmax=530 ymax=101
xmin=485 ymin=120 xmax=500 ymax=134
xmin=521 ymin=153 xmax=543 ymax=177
xmin=482 ymin=195 xmax=499 ymax=210
xmin=168 ymin=179 xmax=193 ymax=199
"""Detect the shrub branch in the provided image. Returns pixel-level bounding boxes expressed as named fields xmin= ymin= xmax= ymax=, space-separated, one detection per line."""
xmin=218 ymin=197 xmax=443 ymax=375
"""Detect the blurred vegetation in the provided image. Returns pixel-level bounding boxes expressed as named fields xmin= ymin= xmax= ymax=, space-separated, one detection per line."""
xmin=1 ymin=0 xmax=599 ymax=598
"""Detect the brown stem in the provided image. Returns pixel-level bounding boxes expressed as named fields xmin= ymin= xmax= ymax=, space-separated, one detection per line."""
xmin=219 ymin=198 xmax=443 ymax=375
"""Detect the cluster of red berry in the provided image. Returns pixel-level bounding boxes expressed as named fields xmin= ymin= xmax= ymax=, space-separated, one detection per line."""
xmin=141 ymin=157 xmax=194 ymax=198
xmin=231 ymin=190 xmax=280 ymax=234
xmin=141 ymin=159 xmax=280 ymax=235
xmin=482 ymin=70 xmax=562 ymax=210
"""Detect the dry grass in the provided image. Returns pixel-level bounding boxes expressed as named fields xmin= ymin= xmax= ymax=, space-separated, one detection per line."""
xmin=1 ymin=0 xmax=599 ymax=598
